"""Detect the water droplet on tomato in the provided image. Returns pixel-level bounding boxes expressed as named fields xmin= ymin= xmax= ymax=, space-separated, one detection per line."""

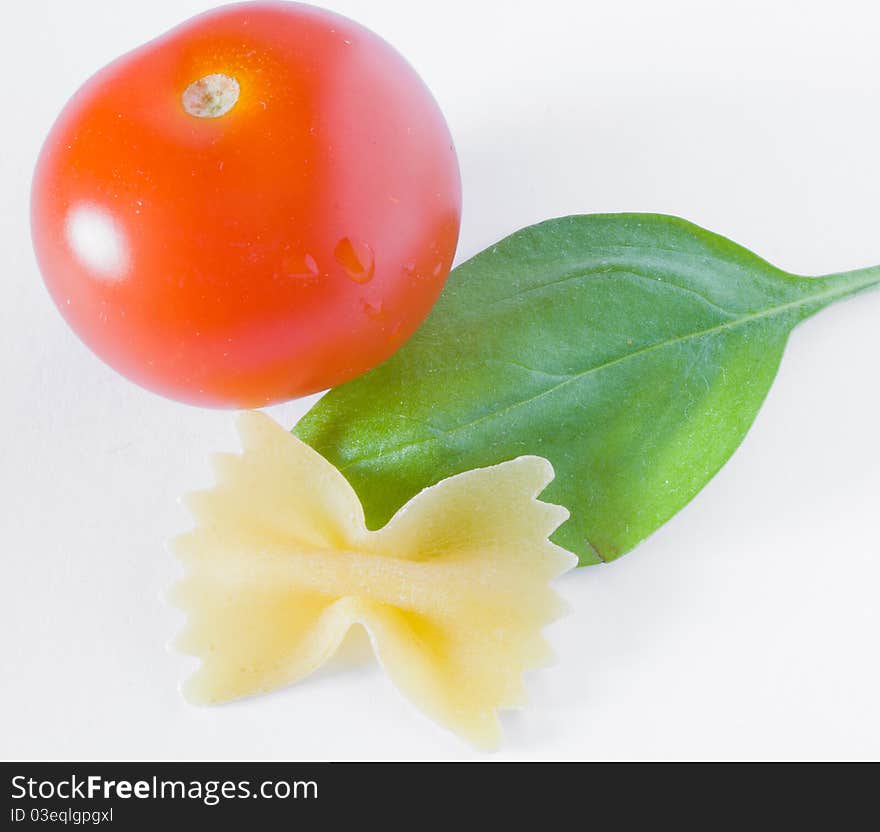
xmin=284 ymin=253 xmax=320 ymax=280
xmin=432 ymin=261 xmax=444 ymax=277
xmin=334 ymin=237 xmax=375 ymax=283
xmin=402 ymin=260 xmax=418 ymax=277
xmin=360 ymin=299 xmax=384 ymax=320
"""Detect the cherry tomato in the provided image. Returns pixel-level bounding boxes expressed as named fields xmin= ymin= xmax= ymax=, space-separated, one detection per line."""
xmin=31 ymin=2 xmax=461 ymax=407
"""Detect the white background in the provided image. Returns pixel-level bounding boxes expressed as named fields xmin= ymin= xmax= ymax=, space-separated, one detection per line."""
xmin=2 ymin=0 xmax=879 ymax=762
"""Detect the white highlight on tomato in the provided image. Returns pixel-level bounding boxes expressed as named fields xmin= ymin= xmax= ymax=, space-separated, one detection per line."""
xmin=65 ymin=204 xmax=129 ymax=279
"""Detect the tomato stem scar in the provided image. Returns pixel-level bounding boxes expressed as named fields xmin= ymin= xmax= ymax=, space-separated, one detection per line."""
xmin=182 ymin=73 xmax=240 ymax=118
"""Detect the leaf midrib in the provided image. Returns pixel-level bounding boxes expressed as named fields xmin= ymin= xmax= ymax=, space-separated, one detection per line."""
xmin=451 ymin=243 xmax=775 ymax=317
xmin=463 ymin=263 xmax=741 ymax=320
xmin=333 ymin=273 xmax=873 ymax=474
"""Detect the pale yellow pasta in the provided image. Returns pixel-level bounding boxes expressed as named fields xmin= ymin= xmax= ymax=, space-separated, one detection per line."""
xmin=171 ymin=411 xmax=576 ymax=748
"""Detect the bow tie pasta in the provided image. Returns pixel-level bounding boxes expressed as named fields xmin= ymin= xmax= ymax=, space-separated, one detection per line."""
xmin=171 ymin=412 xmax=576 ymax=748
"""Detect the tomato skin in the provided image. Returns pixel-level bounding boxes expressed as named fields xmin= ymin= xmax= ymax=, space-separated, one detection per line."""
xmin=31 ymin=1 xmax=461 ymax=407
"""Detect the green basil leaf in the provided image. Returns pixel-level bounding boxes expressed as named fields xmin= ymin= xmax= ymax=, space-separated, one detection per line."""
xmin=294 ymin=214 xmax=880 ymax=565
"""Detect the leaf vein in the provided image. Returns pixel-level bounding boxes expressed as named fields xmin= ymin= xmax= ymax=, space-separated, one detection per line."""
xmin=337 ymin=284 xmax=850 ymax=473
xmin=462 ymin=262 xmax=739 ymax=319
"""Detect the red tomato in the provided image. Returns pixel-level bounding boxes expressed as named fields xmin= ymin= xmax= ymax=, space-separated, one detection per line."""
xmin=31 ymin=1 xmax=461 ymax=407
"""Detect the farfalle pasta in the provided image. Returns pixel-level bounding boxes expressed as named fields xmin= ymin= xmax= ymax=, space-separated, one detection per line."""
xmin=171 ymin=412 xmax=576 ymax=748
